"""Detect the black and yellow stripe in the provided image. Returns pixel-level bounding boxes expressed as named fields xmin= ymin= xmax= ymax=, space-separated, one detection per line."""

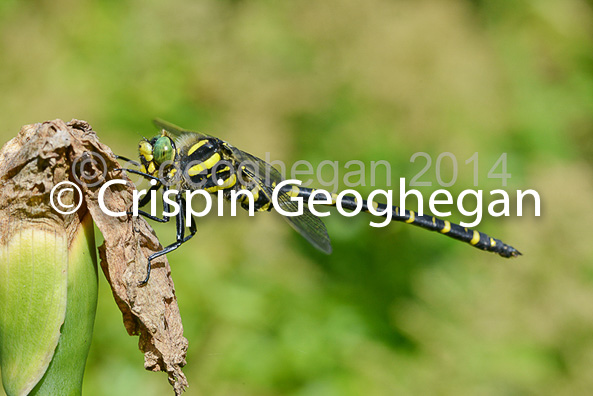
xmin=125 ymin=119 xmax=521 ymax=285
xmin=136 ymin=125 xmax=520 ymax=258
xmin=284 ymin=186 xmax=521 ymax=258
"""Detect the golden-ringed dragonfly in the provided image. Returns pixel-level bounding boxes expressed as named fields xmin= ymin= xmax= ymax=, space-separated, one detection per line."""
xmin=118 ymin=119 xmax=521 ymax=285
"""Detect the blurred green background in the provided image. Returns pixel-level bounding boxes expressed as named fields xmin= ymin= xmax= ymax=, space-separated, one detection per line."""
xmin=1 ymin=0 xmax=593 ymax=395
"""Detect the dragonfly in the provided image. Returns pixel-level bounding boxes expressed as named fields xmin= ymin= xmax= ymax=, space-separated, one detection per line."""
xmin=118 ymin=119 xmax=521 ymax=285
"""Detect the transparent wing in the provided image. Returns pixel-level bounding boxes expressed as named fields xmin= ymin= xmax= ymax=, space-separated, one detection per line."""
xmin=152 ymin=118 xmax=212 ymax=140
xmin=230 ymin=148 xmax=284 ymax=187
xmin=275 ymin=191 xmax=333 ymax=254
xmin=154 ymin=120 xmax=332 ymax=254
xmin=238 ymin=150 xmax=332 ymax=254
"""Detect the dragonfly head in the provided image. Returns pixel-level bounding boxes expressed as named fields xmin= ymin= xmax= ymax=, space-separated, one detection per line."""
xmin=138 ymin=131 xmax=176 ymax=175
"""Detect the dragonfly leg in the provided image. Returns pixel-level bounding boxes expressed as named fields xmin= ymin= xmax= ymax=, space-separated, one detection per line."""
xmin=115 ymin=155 xmax=141 ymax=167
xmin=139 ymin=192 xmax=197 ymax=285
xmin=114 ymin=167 xmax=161 ymax=182
xmin=131 ymin=184 xmax=171 ymax=223
xmin=136 ymin=183 xmax=162 ymax=207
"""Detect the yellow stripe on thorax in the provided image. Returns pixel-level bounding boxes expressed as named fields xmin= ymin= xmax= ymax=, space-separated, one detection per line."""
xmin=205 ymin=174 xmax=237 ymax=193
xmin=188 ymin=153 xmax=221 ymax=176
xmin=187 ymin=140 xmax=208 ymax=156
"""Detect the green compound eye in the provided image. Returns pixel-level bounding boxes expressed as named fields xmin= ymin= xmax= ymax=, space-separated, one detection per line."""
xmin=153 ymin=136 xmax=174 ymax=165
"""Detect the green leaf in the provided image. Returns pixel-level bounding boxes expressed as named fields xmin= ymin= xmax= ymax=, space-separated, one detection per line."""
xmin=0 ymin=214 xmax=97 ymax=396
xmin=31 ymin=214 xmax=98 ymax=395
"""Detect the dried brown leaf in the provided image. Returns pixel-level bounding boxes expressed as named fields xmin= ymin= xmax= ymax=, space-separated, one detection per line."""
xmin=0 ymin=119 xmax=188 ymax=394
